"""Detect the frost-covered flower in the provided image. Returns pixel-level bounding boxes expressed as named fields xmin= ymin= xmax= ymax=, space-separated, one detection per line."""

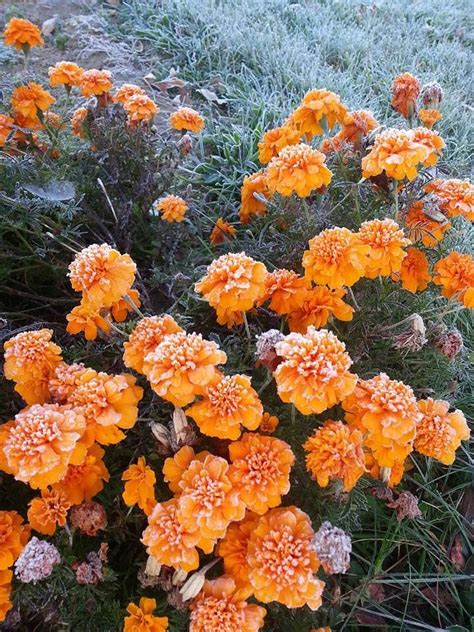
xmin=14 ymin=537 xmax=60 ymax=584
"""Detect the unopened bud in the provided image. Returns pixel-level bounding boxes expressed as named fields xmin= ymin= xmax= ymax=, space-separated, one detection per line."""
xmin=150 ymin=422 xmax=171 ymax=448
xmin=178 ymin=133 xmax=193 ymax=156
xmin=179 ymin=559 xmax=218 ymax=601
xmin=172 ymin=568 xmax=188 ymax=585
xmin=145 ymin=556 xmax=162 ymax=577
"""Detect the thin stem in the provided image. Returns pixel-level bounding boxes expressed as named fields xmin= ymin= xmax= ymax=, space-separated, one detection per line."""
xmin=125 ymin=293 xmax=145 ymax=318
xmin=242 ymin=311 xmax=251 ymax=350
xmin=302 ymin=198 xmax=312 ymax=223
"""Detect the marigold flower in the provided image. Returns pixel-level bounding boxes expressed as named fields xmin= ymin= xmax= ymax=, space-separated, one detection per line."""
xmin=154 ymin=195 xmax=188 ymax=223
xmin=259 ymin=412 xmax=279 ymax=433
xmin=162 ymin=446 xmax=210 ymax=495
xmin=302 ymin=227 xmax=370 ymax=288
xmin=27 ymin=488 xmax=70 ymax=536
xmin=123 ymin=314 xmax=183 ymax=374
xmin=0 ymin=569 xmax=12 ymax=622
xmin=266 ymin=143 xmax=332 ymax=197
xmin=0 ymin=114 xmax=15 ymax=146
xmin=393 ymin=247 xmax=431 ymax=293
xmin=177 ymin=454 xmax=246 ymax=540
xmin=124 ymin=597 xmax=168 ymax=632
xmin=419 ymin=108 xmax=442 ymax=129
xmin=111 ymin=289 xmax=141 ymax=322
xmin=414 ymin=398 xmax=470 ymax=465
xmin=122 ymin=456 xmax=156 ymax=515
xmin=410 ymin=127 xmax=445 ymax=166
xmin=292 ymin=89 xmax=347 ymax=139
xmin=11 ymin=83 xmax=55 ymax=125
xmin=186 ymin=374 xmax=263 ymax=440
xmin=71 ymin=106 xmax=88 ymax=138
xmin=170 ymin=106 xmax=205 ymax=133
xmin=288 ymin=286 xmax=354 ymax=332
xmin=190 ymin=576 xmax=266 ymax=632
xmin=339 ymin=109 xmax=379 ymax=146
xmin=304 ymin=420 xmax=365 ymax=491
xmin=361 ymin=129 xmax=430 ymax=181
xmin=247 ymin=506 xmax=324 ymax=609
xmin=47 ymin=362 xmax=86 ymax=403
xmin=261 ymin=268 xmax=308 ymax=315
xmin=365 ymin=452 xmax=404 ymax=487
xmin=142 ymin=498 xmax=214 ymax=571
xmin=4 ymin=328 xmax=63 ymax=405
xmin=274 ymin=327 xmax=357 ymax=415
xmin=48 ymin=61 xmax=84 ymax=88
xmin=358 ymin=218 xmax=410 ymax=278
xmin=433 ymin=251 xmax=474 ymax=308
xmin=112 ymin=83 xmax=145 ymax=103
xmin=3 ymin=404 xmax=86 ymax=489
xmin=124 ymin=93 xmax=158 ymax=123
xmin=66 ymin=302 xmax=112 ymax=340
xmin=145 ymin=331 xmax=226 ymax=407
xmin=228 ymin=432 xmax=294 ymax=514
xmin=391 ymin=72 xmax=420 ymax=119
xmin=343 ymin=373 xmax=421 ymax=468
xmin=68 ymin=243 xmax=136 ymax=309
xmin=424 ymin=179 xmax=474 ymax=221
xmin=0 ymin=511 xmax=30 ymax=571
xmin=52 ymin=443 xmax=109 ymax=504
xmin=80 ymin=69 xmax=113 ymax=97
xmin=240 ymin=171 xmax=270 ymax=224
xmin=3 ymin=17 xmax=43 ymax=50
xmin=404 ymin=200 xmax=450 ymax=246
xmin=195 ymin=252 xmax=267 ymax=327
xmin=210 ymin=218 xmax=236 ymax=245
xmin=258 ymin=123 xmax=301 ymax=164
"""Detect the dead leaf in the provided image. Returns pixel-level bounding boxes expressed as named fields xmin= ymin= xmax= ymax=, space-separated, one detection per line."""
xmin=196 ymin=87 xmax=227 ymax=106
xmin=152 ymin=77 xmax=188 ymax=93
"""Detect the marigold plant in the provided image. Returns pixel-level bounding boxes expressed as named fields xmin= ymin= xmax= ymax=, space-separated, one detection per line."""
xmin=27 ymin=488 xmax=70 ymax=536
xmin=291 ymin=89 xmax=347 ymax=139
xmin=170 ymin=106 xmax=205 ymax=133
xmin=433 ymin=251 xmax=474 ymax=308
xmin=266 ymin=143 xmax=332 ymax=197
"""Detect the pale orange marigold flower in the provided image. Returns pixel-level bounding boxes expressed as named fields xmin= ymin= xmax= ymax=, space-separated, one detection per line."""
xmin=391 ymin=72 xmax=420 ymax=119
xmin=288 ymin=286 xmax=354 ymax=332
xmin=303 ymin=420 xmax=365 ymax=491
xmin=424 ymin=179 xmax=474 ymax=221
xmin=66 ymin=302 xmax=112 ymax=341
xmin=0 ymin=569 xmax=13 ymax=623
xmin=48 ymin=362 xmax=87 ymax=404
xmin=195 ymin=252 xmax=267 ymax=327
xmin=177 ymin=454 xmax=246 ymax=540
xmin=410 ymin=127 xmax=445 ymax=166
xmin=392 ymin=247 xmax=431 ymax=293
xmin=433 ymin=252 xmax=474 ymax=308
xmin=228 ymin=432 xmax=294 ymax=515
xmin=170 ymin=106 xmax=204 ymax=133
xmin=0 ymin=511 xmax=30 ymax=571
xmin=419 ymin=108 xmax=442 ymax=129
xmin=415 ymin=398 xmax=470 ymax=465
xmin=3 ymin=18 xmax=43 ymax=50
xmin=339 ymin=109 xmax=379 ymax=146
xmin=3 ymin=404 xmax=86 ymax=489
xmin=52 ymin=443 xmax=109 ymax=505
xmin=142 ymin=498 xmax=214 ymax=571
xmin=343 ymin=373 xmax=421 ymax=469
xmin=291 ymin=89 xmax=347 ymax=140
xmin=123 ymin=93 xmax=158 ymax=123
xmin=361 ymin=129 xmax=430 ymax=181
xmin=68 ymin=243 xmax=136 ymax=309
xmin=274 ymin=327 xmax=357 ymax=415
xmin=365 ymin=452 xmax=405 ymax=487
xmin=122 ymin=456 xmax=156 ymax=516
xmin=302 ymin=227 xmax=370 ymax=288
xmin=358 ymin=218 xmax=410 ymax=278
xmin=210 ymin=218 xmax=236 ymax=245
xmin=240 ymin=171 xmax=270 ymax=224
xmin=27 ymin=488 xmax=70 ymax=536
xmin=112 ymin=83 xmax=145 ymax=104
xmin=247 ymin=506 xmax=324 ymax=610
xmin=111 ymin=289 xmax=141 ymax=322
xmin=145 ymin=331 xmax=226 ymax=407
xmin=48 ymin=61 xmax=84 ymax=88
xmin=71 ymin=106 xmax=88 ymax=138
xmin=261 ymin=268 xmax=308 ymax=315
xmin=11 ymin=83 xmax=55 ymax=123
xmin=4 ymin=328 xmax=63 ymax=405
xmin=259 ymin=412 xmax=279 ymax=433
xmin=154 ymin=194 xmax=188 ymax=223
xmin=0 ymin=114 xmax=15 ymax=146
xmin=190 ymin=576 xmax=266 ymax=632
xmin=80 ymin=69 xmax=113 ymax=97
xmin=258 ymin=123 xmax=301 ymax=164
xmin=124 ymin=597 xmax=168 ymax=632
xmin=404 ymin=200 xmax=451 ymax=246
xmin=123 ymin=314 xmax=183 ymax=374
xmin=266 ymin=143 xmax=332 ymax=197
xmin=162 ymin=446 xmax=210 ymax=495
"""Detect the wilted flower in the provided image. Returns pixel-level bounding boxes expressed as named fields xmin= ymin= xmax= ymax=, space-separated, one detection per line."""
xmin=291 ymin=89 xmax=347 ymax=139
xmin=14 ymin=537 xmax=60 ymax=584
xmin=69 ymin=501 xmax=107 ymax=536
xmin=124 ymin=597 xmax=168 ymax=632
xmin=27 ymin=488 xmax=70 ymax=536
xmin=75 ymin=550 xmax=104 ymax=586
xmin=3 ymin=18 xmax=43 ymax=51
xmin=266 ymin=143 xmax=332 ymax=197
xmin=415 ymin=398 xmax=469 ymax=464
xmin=170 ymin=107 xmax=205 ymax=133
xmin=122 ymin=457 xmax=156 ymax=515
xmin=433 ymin=252 xmax=474 ymax=308
xmin=255 ymin=329 xmax=284 ymax=371
xmin=421 ymin=81 xmax=444 ymax=107
xmin=387 ymin=491 xmax=422 ymax=521
xmin=210 ymin=218 xmax=236 ymax=245
xmin=393 ymin=313 xmax=428 ymax=352
xmin=431 ymin=328 xmax=463 ymax=360
xmin=313 ymin=521 xmax=352 ymax=574
xmin=154 ymin=195 xmax=188 ymax=223
xmin=391 ymin=72 xmax=420 ymax=119
xmin=404 ymin=200 xmax=450 ymax=247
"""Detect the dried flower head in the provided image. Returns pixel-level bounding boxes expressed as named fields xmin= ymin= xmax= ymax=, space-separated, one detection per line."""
xmin=48 ymin=61 xmax=84 ymax=88
xmin=432 ymin=328 xmax=463 ymax=360
xmin=210 ymin=218 xmax=236 ymax=245
xmin=258 ymin=123 xmax=301 ymax=164
xmin=122 ymin=457 xmax=156 ymax=515
xmin=69 ymin=501 xmax=107 ymax=536
xmin=424 ymin=179 xmax=474 ymax=221
xmin=313 ymin=521 xmax=352 ymax=574
xmin=154 ymin=195 xmax=188 ymax=223
xmin=170 ymin=107 xmax=205 ymax=133
xmin=14 ymin=537 xmax=60 ymax=584
xmin=266 ymin=143 xmax=332 ymax=197
xmin=0 ymin=511 xmax=30 ymax=571
xmin=433 ymin=251 xmax=474 ymax=308
xmin=123 ymin=314 xmax=183 ymax=374
xmin=358 ymin=218 xmax=410 ymax=278
xmin=240 ymin=171 xmax=270 ymax=224
xmin=291 ymin=89 xmax=347 ymax=139
xmin=421 ymin=82 xmax=444 ymax=107
xmin=393 ymin=314 xmax=428 ymax=352
xmin=124 ymin=597 xmax=168 ymax=632
xmin=3 ymin=18 xmax=43 ymax=50
xmin=387 ymin=491 xmax=422 ymax=521
xmin=391 ymin=72 xmax=420 ymax=118
xmin=255 ymin=329 xmax=284 ymax=371
xmin=75 ymin=550 xmax=104 ymax=586
xmin=415 ymin=398 xmax=469 ymax=465
xmin=27 ymin=488 xmax=70 ymax=536
xmin=80 ymin=69 xmax=113 ymax=97
xmin=288 ymin=286 xmax=354 ymax=332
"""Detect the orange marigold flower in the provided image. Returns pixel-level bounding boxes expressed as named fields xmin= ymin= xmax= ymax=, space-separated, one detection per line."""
xmin=123 ymin=314 xmax=183 ymax=374
xmin=146 ymin=332 xmax=226 ymax=406
xmin=68 ymin=243 xmax=136 ymax=309
xmin=80 ymin=69 xmax=113 ymax=97
xmin=433 ymin=251 xmax=474 ymax=308
xmin=48 ymin=61 xmax=84 ymax=88
xmin=343 ymin=373 xmax=421 ymax=469
xmin=424 ymin=179 xmax=474 ymax=221
xmin=0 ymin=511 xmax=30 ymax=571
xmin=4 ymin=328 xmax=63 ymax=405
xmin=391 ymin=72 xmax=420 ymax=119
xmin=111 ymin=289 xmax=141 ymax=322
xmin=274 ymin=327 xmax=357 ymax=415
xmin=3 ymin=18 xmax=43 ymax=50
xmin=112 ymin=83 xmax=145 ymax=104
xmin=228 ymin=432 xmax=294 ymax=515
xmin=47 ymin=362 xmax=87 ymax=404
xmin=3 ymin=404 xmax=86 ymax=489
xmin=190 ymin=576 xmax=266 ymax=632
xmin=195 ymin=252 xmax=267 ymax=327
xmin=393 ymin=247 xmax=431 ymax=293
xmin=261 ymin=268 xmax=308 ymax=315
xmin=210 ymin=218 xmax=236 ymax=245
xmin=124 ymin=597 xmax=168 ymax=632
xmin=266 ymin=143 xmax=332 ymax=197
xmin=240 ymin=171 xmax=270 ymax=224
xmin=66 ymin=302 xmax=112 ymax=341
xmin=303 ymin=420 xmax=365 ymax=491
xmin=71 ymin=106 xmax=88 ymax=138
xmin=410 ymin=127 xmax=445 ymax=166
xmin=291 ymin=89 xmax=347 ymax=139
xmin=259 ymin=412 xmax=279 ymax=433
xmin=27 ymin=488 xmax=70 ymax=536
xmin=404 ymin=200 xmax=451 ymax=246
xmin=170 ymin=106 xmax=205 ymax=133
xmin=247 ymin=506 xmax=324 ymax=610
xmin=258 ymin=123 xmax=301 ymax=164
xmin=0 ymin=114 xmax=15 ymax=146
xmin=162 ymin=446 xmax=210 ymax=495
xmin=419 ymin=108 xmax=442 ymax=129
xmin=11 ymin=83 xmax=55 ymax=123
xmin=365 ymin=452 xmax=405 ymax=487
xmin=186 ymin=373 xmax=263 ymax=440
xmin=339 ymin=109 xmax=379 ymax=146
xmin=177 ymin=454 xmax=246 ymax=540
xmin=124 ymin=93 xmax=158 ymax=123
xmin=52 ymin=443 xmax=109 ymax=505
xmin=361 ymin=128 xmax=430 ymax=181
xmin=154 ymin=195 xmax=188 ymax=223
xmin=302 ymin=227 xmax=370 ymax=288
xmin=358 ymin=218 xmax=410 ymax=278
xmin=122 ymin=456 xmax=156 ymax=516
xmin=0 ymin=570 xmax=13 ymax=623
xmin=142 ymin=498 xmax=214 ymax=571
xmin=415 ymin=398 xmax=470 ymax=465
xmin=288 ymin=286 xmax=354 ymax=332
